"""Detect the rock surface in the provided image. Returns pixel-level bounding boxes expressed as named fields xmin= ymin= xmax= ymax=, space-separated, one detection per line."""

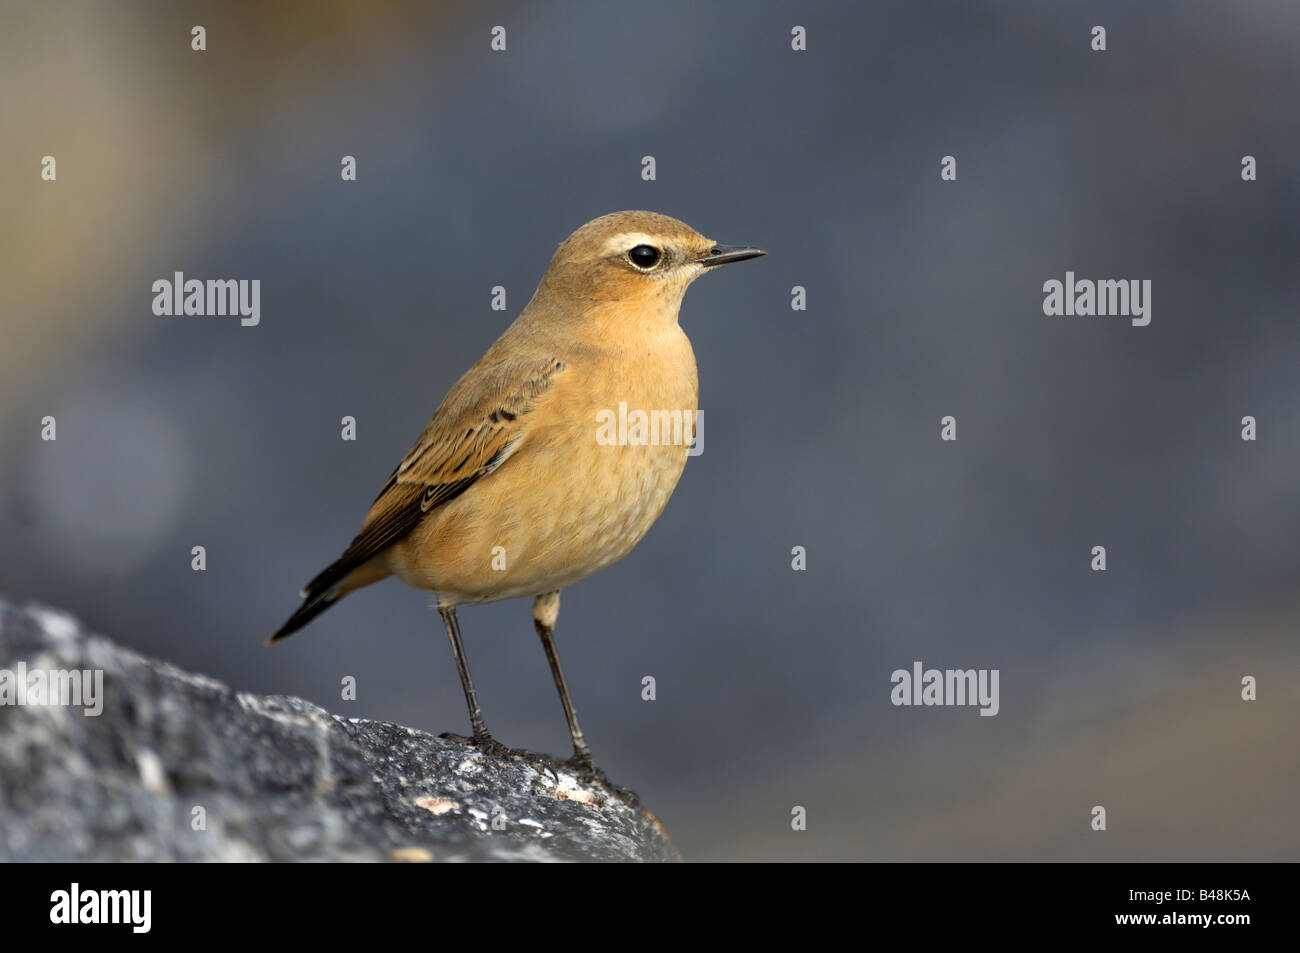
xmin=0 ymin=600 xmax=678 ymax=862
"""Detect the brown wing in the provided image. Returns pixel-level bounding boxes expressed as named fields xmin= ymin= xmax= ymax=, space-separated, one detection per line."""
xmin=302 ymin=354 xmax=567 ymax=599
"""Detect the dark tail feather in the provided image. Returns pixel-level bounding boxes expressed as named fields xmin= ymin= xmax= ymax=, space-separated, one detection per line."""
xmin=302 ymin=551 xmax=356 ymax=599
xmin=267 ymin=586 xmax=340 ymax=644
xmin=267 ymin=545 xmax=364 ymax=644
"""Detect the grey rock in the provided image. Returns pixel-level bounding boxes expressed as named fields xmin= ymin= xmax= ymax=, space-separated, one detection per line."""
xmin=0 ymin=600 xmax=678 ymax=862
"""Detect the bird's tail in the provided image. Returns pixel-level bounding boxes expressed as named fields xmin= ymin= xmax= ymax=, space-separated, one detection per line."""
xmin=267 ymin=551 xmax=391 ymax=645
xmin=266 ymin=583 xmax=340 ymax=644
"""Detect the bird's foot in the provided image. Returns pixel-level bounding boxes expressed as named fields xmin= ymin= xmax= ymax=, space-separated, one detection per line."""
xmin=438 ymin=731 xmax=560 ymax=782
xmin=560 ymin=751 xmax=639 ymax=807
xmin=439 ymin=729 xmax=513 ymax=760
xmin=437 ymin=733 xmax=637 ymax=803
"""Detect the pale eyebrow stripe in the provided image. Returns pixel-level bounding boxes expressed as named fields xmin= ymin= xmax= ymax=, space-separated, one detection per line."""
xmin=600 ymin=232 xmax=660 ymax=256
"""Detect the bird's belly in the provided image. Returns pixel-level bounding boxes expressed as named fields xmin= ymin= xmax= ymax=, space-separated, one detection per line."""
xmin=391 ymin=418 xmax=693 ymax=606
xmin=388 ymin=327 xmax=699 ymax=606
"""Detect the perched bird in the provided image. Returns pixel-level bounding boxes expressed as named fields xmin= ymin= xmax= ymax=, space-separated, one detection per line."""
xmin=269 ymin=210 xmax=763 ymax=780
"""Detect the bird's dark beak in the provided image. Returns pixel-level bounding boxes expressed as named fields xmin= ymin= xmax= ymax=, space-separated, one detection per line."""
xmin=695 ymin=244 xmax=767 ymax=267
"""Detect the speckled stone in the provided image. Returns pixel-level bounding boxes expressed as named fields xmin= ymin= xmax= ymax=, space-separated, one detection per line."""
xmin=0 ymin=600 xmax=678 ymax=862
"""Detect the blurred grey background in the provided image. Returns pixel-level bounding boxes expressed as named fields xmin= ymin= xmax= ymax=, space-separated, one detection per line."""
xmin=2 ymin=0 xmax=1297 ymax=861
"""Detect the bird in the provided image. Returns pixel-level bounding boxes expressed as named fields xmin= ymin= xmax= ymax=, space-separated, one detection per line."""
xmin=268 ymin=210 xmax=764 ymax=783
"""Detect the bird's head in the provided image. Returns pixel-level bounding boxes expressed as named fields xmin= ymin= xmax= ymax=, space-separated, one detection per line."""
xmin=535 ymin=211 xmax=765 ymax=312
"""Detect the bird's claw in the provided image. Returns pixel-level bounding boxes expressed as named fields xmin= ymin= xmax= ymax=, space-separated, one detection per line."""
xmin=560 ymin=752 xmax=639 ymax=806
xmin=439 ymin=731 xmax=561 ymax=782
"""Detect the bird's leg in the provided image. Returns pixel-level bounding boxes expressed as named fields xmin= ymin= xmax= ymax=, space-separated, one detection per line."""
xmin=437 ymin=606 xmax=500 ymax=752
xmin=532 ymin=591 xmax=595 ymax=770
xmin=533 ymin=594 xmax=638 ymax=804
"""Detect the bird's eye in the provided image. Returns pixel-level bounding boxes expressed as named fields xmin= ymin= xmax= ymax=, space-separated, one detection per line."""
xmin=627 ymin=244 xmax=662 ymax=269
